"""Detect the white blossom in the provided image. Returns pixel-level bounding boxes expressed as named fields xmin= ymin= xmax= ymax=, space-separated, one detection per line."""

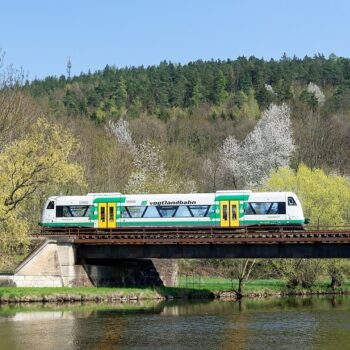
xmin=307 ymin=82 xmax=325 ymax=105
xmin=108 ymin=118 xmax=196 ymax=193
xmin=264 ymin=84 xmax=275 ymax=95
xmin=133 ymin=141 xmax=166 ymax=174
xmin=107 ymin=119 xmax=136 ymax=153
xmin=125 ymin=169 xmax=147 ymax=194
xmin=220 ymin=103 xmax=294 ymax=188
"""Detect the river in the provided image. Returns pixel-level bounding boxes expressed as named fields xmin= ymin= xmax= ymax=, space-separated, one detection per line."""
xmin=0 ymin=296 xmax=349 ymax=350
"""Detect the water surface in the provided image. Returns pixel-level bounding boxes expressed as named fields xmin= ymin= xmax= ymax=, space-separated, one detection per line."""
xmin=0 ymin=297 xmax=350 ymax=350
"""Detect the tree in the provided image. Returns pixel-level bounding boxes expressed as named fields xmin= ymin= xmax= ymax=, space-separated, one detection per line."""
xmin=115 ymin=77 xmax=128 ymax=108
xmin=108 ymin=119 xmax=196 ymax=193
xmin=94 ymin=99 xmax=119 ymax=123
xmin=63 ymin=87 xmax=80 ymax=114
xmin=326 ymin=260 xmax=350 ymax=290
xmin=224 ymin=259 xmax=257 ymax=297
xmin=0 ymin=54 xmax=37 ymax=147
xmin=239 ymin=89 xmax=260 ymax=119
xmin=299 ymin=90 xmax=319 ymax=110
xmin=306 ymin=82 xmax=325 ymax=105
xmin=269 ymin=259 xmax=323 ymax=289
xmin=274 ymin=79 xmax=293 ymax=101
xmin=190 ymin=82 xmax=203 ymax=107
xmin=220 ymin=103 xmax=294 ymax=189
xmin=212 ymin=71 xmax=228 ymax=105
xmin=0 ymin=118 xmax=86 ymax=267
xmin=107 ymin=118 xmax=136 ymax=152
xmin=263 ymin=164 xmax=350 ymax=226
xmin=255 ymin=83 xmax=275 ymax=109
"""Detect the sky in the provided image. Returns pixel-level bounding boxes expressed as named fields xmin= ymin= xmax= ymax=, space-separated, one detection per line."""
xmin=0 ymin=0 xmax=349 ymax=79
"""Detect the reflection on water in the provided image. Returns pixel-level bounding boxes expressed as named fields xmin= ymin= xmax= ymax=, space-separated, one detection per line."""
xmin=0 ymin=296 xmax=350 ymax=350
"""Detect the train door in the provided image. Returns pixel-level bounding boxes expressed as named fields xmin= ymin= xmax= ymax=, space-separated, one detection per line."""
xmin=230 ymin=200 xmax=239 ymax=227
xmin=98 ymin=202 xmax=116 ymax=229
xmin=220 ymin=200 xmax=240 ymax=227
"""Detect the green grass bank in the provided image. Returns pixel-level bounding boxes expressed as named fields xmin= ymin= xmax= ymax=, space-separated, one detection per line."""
xmin=1 ymin=277 xmax=350 ymax=303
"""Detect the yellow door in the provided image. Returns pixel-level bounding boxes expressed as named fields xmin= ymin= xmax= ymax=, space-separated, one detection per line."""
xmin=220 ymin=200 xmax=240 ymax=227
xmin=230 ymin=200 xmax=240 ymax=227
xmin=98 ymin=203 xmax=107 ymax=229
xmin=98 ymin=202 xmax=117 ymax=229
xmin=107 ymin=202 xmax=116 ymax=229
xmin=220 ymin=201 xmax=230 ymax=227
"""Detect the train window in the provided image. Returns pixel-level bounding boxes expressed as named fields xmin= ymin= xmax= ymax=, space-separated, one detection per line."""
xmin=189 ymin=205 xmax=209 ymax=217
xmin=56 ymin=206 xmax=63 ymax=217
xmin=121 ymin=207 xmax=130 ymax=218
xmin=250 ymin=203 xmax=271 ymax=215
xmin=100 ymin=207 xmax=105 ymax=222
xmin=109 ymin=206 xmax=114 ymax=222
xmin=175 ymin=206 xmax=192 ymax=217
xmin=244 ymin=204 xmax=255 ymax=215
xmin=56 ymin=205 xmax=92 ymax=217
xmin=278 ymin=202 xmax=286 ymax=214
xmin=127 ymin=206 xmax=146 ymax=218
xmin=157 ymin=206 xmax=177 ymax=218
xmin=268 ymin=203 xmax=278 ymax=214
xmin=288 ymin=197 xmax=297 ymax=206
xmin=70 ymin=206 xmax=90 ymax=217
xmin=245 ymin=202 xmax=286 ymax=215
xmin=46 ymin=201 xmax=54 ymax=209
xmin=232 ymin=205 xmax=237 ymax=220
xmin=223 ymin=205 xmax=228 ymax=220
xmin=143 ymin=206 xmax=160 ymax=218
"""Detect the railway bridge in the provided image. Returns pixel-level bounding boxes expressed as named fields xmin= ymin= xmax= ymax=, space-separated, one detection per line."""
xmin=63 ymin=226 xmax=350 ymax=259
xmin=2 ymin=226 xmax=350 ymax=288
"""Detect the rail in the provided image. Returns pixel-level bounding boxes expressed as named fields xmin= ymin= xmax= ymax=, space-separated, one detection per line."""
xmin=32 ymin=226 xmax=350 ymax=245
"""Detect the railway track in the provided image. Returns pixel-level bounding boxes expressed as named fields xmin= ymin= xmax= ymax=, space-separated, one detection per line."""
xmin=33 ymin=226 xmax=350 ymax=245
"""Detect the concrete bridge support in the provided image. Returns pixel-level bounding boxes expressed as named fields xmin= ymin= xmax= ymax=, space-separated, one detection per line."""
xmin=0 ymin=240 xmax=178 ymax=287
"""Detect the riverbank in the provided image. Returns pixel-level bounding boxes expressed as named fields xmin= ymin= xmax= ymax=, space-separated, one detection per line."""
xmin=180 ymin=276 xmax=350 ymax=296
xmin=1 ymin=278 xmax=350 ymax=303
xmin=0 ymin=286 xmax=216 ymax=303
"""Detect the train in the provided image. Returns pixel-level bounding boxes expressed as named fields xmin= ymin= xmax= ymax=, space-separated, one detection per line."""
xmin=40 ymin=190 xmax=306 ymax=229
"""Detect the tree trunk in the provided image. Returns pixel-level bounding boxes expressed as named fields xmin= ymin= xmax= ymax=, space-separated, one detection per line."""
xmin=330 ymin=275 xmax=341 ymax=291
xmin=237 ymin=278 xmax=244 ymax=298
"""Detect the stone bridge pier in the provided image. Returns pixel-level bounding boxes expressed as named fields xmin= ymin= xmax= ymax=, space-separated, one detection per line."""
xmin=0 ymin=240 xmax=178 ymax=288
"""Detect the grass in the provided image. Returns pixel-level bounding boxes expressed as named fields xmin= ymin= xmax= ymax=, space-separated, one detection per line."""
xmin=0 ymin=285 xmax=215 ymax=302
xmin=1 ymin=278 xmax=350 ymax=303
xmin=178 ymin=276 xmax=350 ymax=294
xmin=0 ymin=286 xmax=160 ymax=301
xmin=179 ymin=276 xmax=286 ymax=292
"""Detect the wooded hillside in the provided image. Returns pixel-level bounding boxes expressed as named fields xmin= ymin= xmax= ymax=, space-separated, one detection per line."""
xmin=1 ymin=54 xmax=350 ymax=277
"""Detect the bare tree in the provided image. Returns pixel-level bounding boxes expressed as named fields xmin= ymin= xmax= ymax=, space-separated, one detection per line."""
xmin=0 ymin=50 xmax=37 ymax=148
xmin=225 ymin=259 xmax=257 ymax=297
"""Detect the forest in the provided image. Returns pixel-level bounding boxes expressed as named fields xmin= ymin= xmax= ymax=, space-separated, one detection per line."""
xmin=1 ymin=52 xmax=350 ymax=293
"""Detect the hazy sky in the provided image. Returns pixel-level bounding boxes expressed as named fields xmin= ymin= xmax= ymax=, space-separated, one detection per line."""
xmin=1 ymin=0 xmax=349 ymax=79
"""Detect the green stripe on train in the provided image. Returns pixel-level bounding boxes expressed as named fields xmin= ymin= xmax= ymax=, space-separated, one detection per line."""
xmin=241 ymin=219 xmax=304 ymax=225
xmin=215 ymin=194 xmax=250 ymax=201
xmin=93 ymin=197 xmax=126 ymax=203
xmin=41 ymin=222 xmax=95 ymax=227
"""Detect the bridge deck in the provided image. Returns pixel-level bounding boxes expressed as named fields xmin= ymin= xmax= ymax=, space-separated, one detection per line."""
xmin=35 ymin=226 xmax=350 ymax=245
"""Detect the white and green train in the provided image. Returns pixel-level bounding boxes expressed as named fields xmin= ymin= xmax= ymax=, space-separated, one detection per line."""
xmin=40 ymin=191 xmax=306 ymax=229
